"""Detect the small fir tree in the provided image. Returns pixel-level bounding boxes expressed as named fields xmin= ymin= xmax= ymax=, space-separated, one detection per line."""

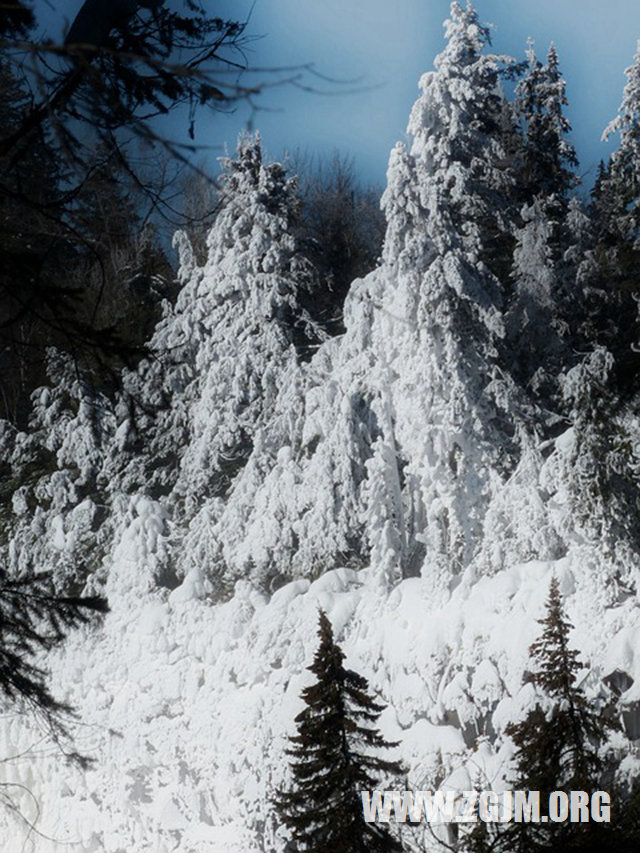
xmin=276 ymin=610 xmax=403 ymax=852
xmin=508 ymin=576 xmax=607 ymax=790
xmin=500 ymin=577 xmax=616 ymax=852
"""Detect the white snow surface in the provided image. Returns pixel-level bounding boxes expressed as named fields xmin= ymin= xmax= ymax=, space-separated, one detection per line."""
xmin=2 ymin=544 xmax=636 ymax=852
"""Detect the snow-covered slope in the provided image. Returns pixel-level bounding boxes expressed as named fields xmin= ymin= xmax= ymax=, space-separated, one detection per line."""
xmin=2 ymin=533 xmax=637 ymax=851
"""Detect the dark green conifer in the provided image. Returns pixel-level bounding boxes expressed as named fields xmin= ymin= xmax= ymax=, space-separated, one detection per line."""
xmin=509 ymin=577 xmax=607 ymax=792
xmin=500 ymin=577 xmax=616 ymax=852
xmin=515 ymin=42 xmax=578 ymax=203
xmin=276 ymin=610 xmax=403 ymax=852
xmin=0 ymin=567 xmax=108 ymax=756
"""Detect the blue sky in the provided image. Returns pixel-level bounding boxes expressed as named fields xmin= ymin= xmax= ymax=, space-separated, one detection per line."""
xmin=35 ymin=1 xmax=640 ymax=188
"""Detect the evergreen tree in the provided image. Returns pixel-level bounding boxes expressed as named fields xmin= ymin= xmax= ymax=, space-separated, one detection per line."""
xmin=508 ymin=577 xmax=608 ymax=789
xmin=122 ymin=134 xmax=319 ymax=497
xmin=507 ymin=43 xmax=578 ymax=391
xmin=0 ymin=566 xmax=108 ymax=748
xmin=1 ymin=349 xmax=116 ymax=594
xmin=174 ymin=134 xmax=320 ymax=513
xmin=276 ymin=610 xmax=403 ymax=852
xmin=112 ymin=134 xmax=323 ymax=593
xmin=499 ymin=577 xmax=616 ymax=851
xmin=379 ymin=0 xmax=526 ymax=587
xmin=515 ymin=42 xmax=578 ymax=203
xmin=588 ymin=42 xmax=640 ymax=397
xmin=407 ymin=0 xmax=518 ymax=279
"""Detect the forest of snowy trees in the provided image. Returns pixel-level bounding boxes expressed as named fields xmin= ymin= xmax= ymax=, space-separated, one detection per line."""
xmin=3 ymin=0 xmax=640 ymax=850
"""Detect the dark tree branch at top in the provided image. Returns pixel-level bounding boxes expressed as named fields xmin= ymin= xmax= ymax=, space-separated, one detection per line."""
xmin=65 ymin=0 xmax=166 ymax=49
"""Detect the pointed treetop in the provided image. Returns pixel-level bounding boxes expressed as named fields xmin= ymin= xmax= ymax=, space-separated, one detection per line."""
xmin=515 ymin=40 xmax=578 ymax=198
xmin=219 ymin=131 xmax=262 ymax=195
xmin=307 ymin=609 xmax=348 ymax=683
xmin=526 ymin=575 xmax=584 ymax=700
xmin=524 ymin=38 xmax=541 ymax=73
xmin=437 ymin=1 xmax=491 ymax=70
xmin=603 ymin=40 xmax=640 ymax=145
xmin=216 ymin=131 xmax=296 ymax=217
xmin=316 ymin=607 xmax=333 ymax=642
xmin=314 ymin=607 xmax=338 ymax=655
xmin=602 ymin=42 xmax=640 ymax=214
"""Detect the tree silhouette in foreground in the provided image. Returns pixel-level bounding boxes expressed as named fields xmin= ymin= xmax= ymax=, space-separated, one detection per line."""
xmin=0 ymin=567 xmax=108 ymax=761
xmin=509 ymin=577 xmax=608 ymax=791
xmin=0 ymin=0 xmax=281 ymax=423
xmin=276 ymin=610 xmax=403 ymax=852
xmin=474 ymin=577 xmax=618 ymax=853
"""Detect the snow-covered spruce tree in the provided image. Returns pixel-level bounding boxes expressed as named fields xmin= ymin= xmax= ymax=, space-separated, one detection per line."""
xmin=276 ymin=610 xmax=403 ymax=853
xmin=507 ymin=43 xmax=578 ymax=390
xmin=113 ymin=134 xmax=321 ymax=591
xmin=120 ymin=134 xmax=317 ymax=497
xmin=1 ymin=349 xmax=116 ymax=594
xmin=175 ymin=136 xmax=318 ymax=515
xmin=515 ymin=42 xmax=578 ymax=203
xmin=588 ymin=42 xmax=640 ymax=396
xmin=374 ymin=0 xmax=528 ymax=588
xmin=544 ymin=348 xmax=640 ymax=588
xmin=402 ymin=0 xmax=519 ymax=280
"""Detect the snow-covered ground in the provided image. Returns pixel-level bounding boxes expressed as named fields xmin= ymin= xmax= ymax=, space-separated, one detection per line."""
xmin=1 ymin=531 xmax=637 ymax=851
